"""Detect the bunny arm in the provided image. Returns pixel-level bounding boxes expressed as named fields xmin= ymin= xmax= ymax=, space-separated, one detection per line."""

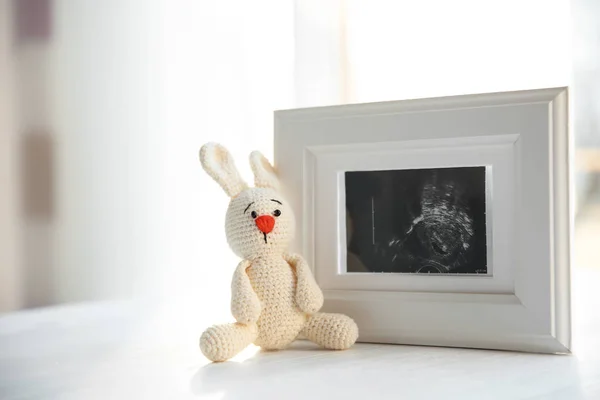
xmin=230 ymin=259 xmax=261 ymax=324
xmin=284 ymin=253 xmax=324 ymax=314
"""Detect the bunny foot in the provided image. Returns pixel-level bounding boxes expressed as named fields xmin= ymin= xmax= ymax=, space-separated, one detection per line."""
xmin=302 ymin=312 xmax=359 ymax=350
xmin=200 ymin=322 xmax=258 ymax=362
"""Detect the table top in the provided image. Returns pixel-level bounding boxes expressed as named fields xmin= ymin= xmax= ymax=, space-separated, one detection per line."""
xmin=1 ymin=268 xmax=599 ymax=400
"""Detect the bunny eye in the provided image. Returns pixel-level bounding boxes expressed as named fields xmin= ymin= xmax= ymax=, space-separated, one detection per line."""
xmin=250 ymin=211 xmax=258 ymax=219
xmin=273 ymin=209 xmax=281 ymax=217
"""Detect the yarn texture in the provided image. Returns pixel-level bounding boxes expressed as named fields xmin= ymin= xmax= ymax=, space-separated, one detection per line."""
xmin=198 ymin=142 xmax=359 ymax=362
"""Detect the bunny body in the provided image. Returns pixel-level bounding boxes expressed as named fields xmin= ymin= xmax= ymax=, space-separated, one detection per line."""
xmin=246 ymin=255 xmax=305 ymax=349
xmin=198 ymin=143 xmax=358 ymax=362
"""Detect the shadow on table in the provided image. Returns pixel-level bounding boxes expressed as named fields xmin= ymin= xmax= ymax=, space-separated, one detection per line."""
xmin=189 ymin=341 xmax=335 ymax=398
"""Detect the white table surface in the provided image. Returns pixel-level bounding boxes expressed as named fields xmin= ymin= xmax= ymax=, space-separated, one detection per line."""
xmin=1 ymin=268 xmax=599 ymax=400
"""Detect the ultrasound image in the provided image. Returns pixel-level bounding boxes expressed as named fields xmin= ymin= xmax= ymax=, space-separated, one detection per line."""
xmin=345 ymin=167 xmax=487 ymax=274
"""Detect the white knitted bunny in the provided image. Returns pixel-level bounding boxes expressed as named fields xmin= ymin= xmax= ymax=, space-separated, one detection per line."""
xmin=198 ymin=143 xmax=359 ymax=362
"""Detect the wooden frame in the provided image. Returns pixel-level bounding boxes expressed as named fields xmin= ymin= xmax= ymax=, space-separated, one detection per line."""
xmin=275 ymin=87 xmax=571 ymax=353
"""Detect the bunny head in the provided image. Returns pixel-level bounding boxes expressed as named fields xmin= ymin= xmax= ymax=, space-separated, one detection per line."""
xmin=199 ymin=143 xmax=295 ymax=260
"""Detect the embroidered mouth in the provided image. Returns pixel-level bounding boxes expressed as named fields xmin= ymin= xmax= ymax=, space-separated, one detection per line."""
xmin=263 ymin=232 xmax=268 ymax=244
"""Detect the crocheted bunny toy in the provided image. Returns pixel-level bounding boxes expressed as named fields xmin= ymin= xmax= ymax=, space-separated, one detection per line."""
xmin=198 ymin=143 xmax=359 ymax=362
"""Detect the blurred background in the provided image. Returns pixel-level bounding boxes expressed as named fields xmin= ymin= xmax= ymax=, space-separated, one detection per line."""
xmin=0 ymin=0 xmax=597 ymax=314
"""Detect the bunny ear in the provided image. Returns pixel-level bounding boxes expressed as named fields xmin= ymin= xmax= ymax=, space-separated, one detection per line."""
xmin=199 ymin=143 xmax=248 ymax=197
xmin=249 ymin=151 xmax=280 ymax=190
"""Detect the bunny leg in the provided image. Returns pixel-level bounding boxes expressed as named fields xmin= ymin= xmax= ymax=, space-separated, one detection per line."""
xmin=200 ymin=322 xmax=258 ymax=362
xmin=302 ymin=313 xmax=358 ymax=350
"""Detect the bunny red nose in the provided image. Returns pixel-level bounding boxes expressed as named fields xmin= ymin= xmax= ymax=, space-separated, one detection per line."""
xmin=255 ymin=215 xmax=275 ymax=234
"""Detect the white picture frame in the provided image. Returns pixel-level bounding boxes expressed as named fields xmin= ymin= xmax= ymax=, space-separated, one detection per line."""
xmin=274 ymin=87 xmax=571 ymax=354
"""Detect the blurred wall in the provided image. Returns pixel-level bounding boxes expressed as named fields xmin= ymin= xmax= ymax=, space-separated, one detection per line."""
xmin=572 ymin=0 xmax=600 ymax=206
xmin=343 ymin=0 xmax=570 ymax=102
xmin=1 ymin=0 xmax=294 ymax=311
xmin=51 ymin=0 xmax=166 ymax=304
xmin=573 ymin=0 xmax=600 ymax=148
xmin=0 ymin=0 xmax=22 ymax=312
xmin=13 ymin=0 xmax=55 ymax=308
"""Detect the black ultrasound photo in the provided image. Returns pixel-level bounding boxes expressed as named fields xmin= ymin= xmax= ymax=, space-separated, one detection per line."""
xmin=345 ymin=167 xmax=487 ymax=274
